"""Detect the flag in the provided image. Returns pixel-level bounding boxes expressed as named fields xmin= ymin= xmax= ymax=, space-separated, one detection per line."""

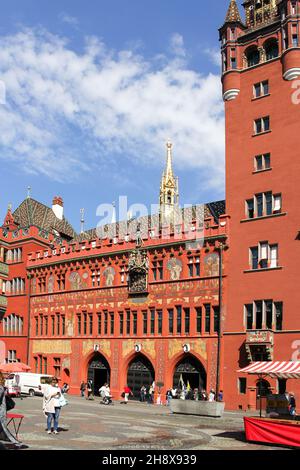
xmin=178 ymin=374 xmax=185 ymax=388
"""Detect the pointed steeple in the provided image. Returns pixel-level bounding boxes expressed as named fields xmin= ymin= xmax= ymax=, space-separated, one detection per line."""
xmin=159 ymin=141 xmax=179 ymax=225
xmin=165 ymin=140 xmax=174 ymax=179
xmin=225 ymin=0 xmax=242 ymax=24
xmin=3 ymin=204 xmax=18 ymax=230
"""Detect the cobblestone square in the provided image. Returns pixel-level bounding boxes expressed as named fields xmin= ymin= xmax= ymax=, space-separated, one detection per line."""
xmin=0 ymin=396 xmax=289 ymax=451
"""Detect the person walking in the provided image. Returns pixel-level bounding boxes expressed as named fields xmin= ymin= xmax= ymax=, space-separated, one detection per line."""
xmin=140 ymin=385 xmax=146 ymax=402
xmin=166 ymin=389 xmax=172 ymax=406
xmin=121 ymin=385 xmax=133 ymax=404
xmin=86 ymin=380 xmax=93 ymax=400
xmin=43 ymin=377 xmax=62 ymax=435
xmin=80 ymin=381 xmax=86 ymax=398
xmin=209 ymin=389 xmax=216 ymax=402
xmin=218 ymin=390 xmax=224 ymax=402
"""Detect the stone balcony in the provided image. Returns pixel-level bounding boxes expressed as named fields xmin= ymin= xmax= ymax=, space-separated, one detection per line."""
xmin=245 ymin=330 xmax=274 ymax=361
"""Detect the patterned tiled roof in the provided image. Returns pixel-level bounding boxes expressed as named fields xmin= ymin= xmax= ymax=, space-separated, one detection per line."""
xmin=12 ymin=198 xmax=76 ymax=240
xmin=74 ymin=200 xmax=226 ymax=243
xmin=225 ymin=0 xmax=243 ymax=23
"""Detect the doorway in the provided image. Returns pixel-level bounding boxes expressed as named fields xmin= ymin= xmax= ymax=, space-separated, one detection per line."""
xmin=87 ymin=353 xmax=110 ymax=396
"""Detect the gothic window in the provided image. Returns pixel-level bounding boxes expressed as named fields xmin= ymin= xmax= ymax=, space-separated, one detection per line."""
xmin=168 ymin=309 xmax=174 ymax=334
xmin=246 ymin=47 xmax=260 ymax=67
xmin=244 ymin=300 xmax=283 ymax=330
xmin=196 ymin=307 xmax=202 ymax=334
xmin=204 ymin=304 xmax=211 ymax=333
xmin=264 ymin=39 xmax=279 ymax=60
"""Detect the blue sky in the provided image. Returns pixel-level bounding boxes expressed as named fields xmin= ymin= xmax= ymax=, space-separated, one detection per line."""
xmin=0 ymin=0 xmax=232 ymax=232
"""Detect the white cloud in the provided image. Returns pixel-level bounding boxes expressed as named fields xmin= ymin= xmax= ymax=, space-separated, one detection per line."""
xmin=0 ymin=28 xmax=225 ymax=190
xmin=205 ymin=48 xmax=222 ymax=68
xmin=169 ymin=33 xmax=186 ymax=57
xmin=59 ymin=12 xmax=79 ymax=27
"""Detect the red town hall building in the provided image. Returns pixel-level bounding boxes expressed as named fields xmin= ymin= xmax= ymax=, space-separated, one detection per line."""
xmin=1 ymin=0 xmax=300 ymax=409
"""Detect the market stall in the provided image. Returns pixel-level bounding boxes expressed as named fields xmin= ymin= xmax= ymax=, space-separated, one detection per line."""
xmin=238 ymin=361 xmax=300 ymax=448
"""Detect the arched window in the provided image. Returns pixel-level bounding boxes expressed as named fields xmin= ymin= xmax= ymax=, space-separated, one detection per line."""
xmin=246 ymin=47 xmax=260 ymax=67
xmin=265 ymin=39 xmax=279 ymax=60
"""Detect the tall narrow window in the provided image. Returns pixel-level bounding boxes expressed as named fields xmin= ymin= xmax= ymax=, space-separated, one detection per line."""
xmin=83 ymin=313 xmax=87 ymax=335
xmin=110 ymin=313 xmax=114 ymax=335
xmin=119 ymin=312 xmax=124 ymax=335
xmin=196 ymin=307 xmax=202 ymax=334
xmin=62 ymin=315 xmax=66 ymax=336
xmin=77 ymin=314 xmax=81 ymax=335
xmin=204 ymin=304 xmax=211 ymax=333
xmin=52 ymin=316 xmax=55 ymax=336
xmin=126 ymin=310 xmax=131 ymax=335
xmin=245 ymin=304 xmax=253 ymax=329
xmin=143 ymin=311 xmax=148 ymax=335
xmin=213 ymin=306 xmax=220 ymax=333
xmin=184 ymin=308 xmax=190 ymax=334
xmin=250 ymin=247 xmax=259 ymax=270
xmin=133 ymin=312 xmax=137 ymax=335
xmin=168 ymin=309 xmax=174 ymax=334
xmin=275 ymin=302 xmax=283 ymax=331
xmin=56 ymin=314 xmax=60 ymax=336
xmin=89 ymin=314 xmax=93 ymax=335
xmin=150 ymin=309 xmax=155 ymax=335
xmin=176 ymin=306 xmax=182 ymax=334
xmin=265 ymin=300 xmax=273 ymax=329
xmin=104 ymin=311 xmax=108 ymax=335
xmin=255 ymin=301 xmax=263 ymax=329
xmin=157 ymin=310 xmax=162 ymax=335
xmin=98 ymin=313 xmax=102 ymax=335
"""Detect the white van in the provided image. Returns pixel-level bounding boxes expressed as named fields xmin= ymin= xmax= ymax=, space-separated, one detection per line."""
xmin=5 ymin=373 xmax=53 ymax=396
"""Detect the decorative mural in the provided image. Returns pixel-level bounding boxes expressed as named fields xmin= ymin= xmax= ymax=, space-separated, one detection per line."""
xmin=168 ymin=339 xmax=207 ymax=361
xmin=82 ymin=339 xmax=112 ymax=357
xmin=31 ymin=277 xmax=37 ymax=294
xmin=167 ymin=258 xmax=182 ymax=281
xmin=122 ymin=339 xmax=156 ymax=359
xmin=203 ymin=253 xmax=219 ymax=277
xmin=48 ymin=275 xmax=54 ymax=293
xmin=103 ymin=267 xmax=115 ymax=287
xmin=32 ymin=340 xmax=71 ymax=355
xmin=69 ymin=272 xmax=82 ymax=290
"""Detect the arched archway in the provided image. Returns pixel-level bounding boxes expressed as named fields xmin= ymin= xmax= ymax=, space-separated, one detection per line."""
xmin=245 ymin=46 xmax=260 ymax=67
xmin=87 ymin=353 xmax=111 ymax=396
xmin=173 ymin=354 xmax=207 ymax=391
xmin=264 ymin=39 xmax=279 ymax=61
xmin=127 ymin=353 xmax=155 ymax=399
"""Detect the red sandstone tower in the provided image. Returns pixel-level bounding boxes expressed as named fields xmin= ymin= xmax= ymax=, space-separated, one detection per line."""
xmin=220 ymin=0 xmax=300 ymax=410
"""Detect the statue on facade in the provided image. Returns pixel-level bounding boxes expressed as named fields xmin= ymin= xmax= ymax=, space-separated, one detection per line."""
xmin=128 ymin=249 xmax=149 ymax=293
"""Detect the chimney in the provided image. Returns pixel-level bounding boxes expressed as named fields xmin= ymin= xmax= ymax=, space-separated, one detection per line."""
xmin=52 ymin=196 xmax=64 ymax=220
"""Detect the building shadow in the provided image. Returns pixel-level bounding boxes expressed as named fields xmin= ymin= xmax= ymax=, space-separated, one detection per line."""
xmin=213 ymin=430 xmax=247 ymax=443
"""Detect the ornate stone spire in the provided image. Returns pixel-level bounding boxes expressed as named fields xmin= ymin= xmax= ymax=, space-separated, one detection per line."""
xmin=159 ymin=141 xmax=179 ymax=225
xmin=225 ymin=0 xmax=242 ymax=23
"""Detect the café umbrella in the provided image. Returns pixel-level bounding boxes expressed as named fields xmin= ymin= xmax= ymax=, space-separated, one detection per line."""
xmin=0 ymin=362 xmax=31 ymax=373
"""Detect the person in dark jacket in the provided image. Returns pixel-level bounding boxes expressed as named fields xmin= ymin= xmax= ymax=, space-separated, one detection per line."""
xmin=289 ymin=392 xmax=296 ymax=418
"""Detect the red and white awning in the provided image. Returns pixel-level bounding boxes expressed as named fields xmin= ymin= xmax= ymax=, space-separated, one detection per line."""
xmin=238 ymin=361 xmax=300 ymax=379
